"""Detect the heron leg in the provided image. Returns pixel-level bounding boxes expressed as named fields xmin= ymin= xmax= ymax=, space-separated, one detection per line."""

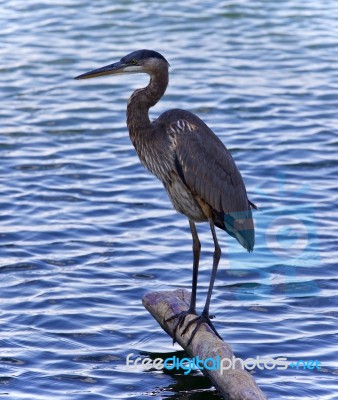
xmin=202 ymin=219 xmax=220 ymax=317
xmin=187 ymin=219 xmax=200 ymax=312
xmin=166 ymin=220 xmax=200 ymax=343
xmin=182 ymin=219 xmax=223 ymax=345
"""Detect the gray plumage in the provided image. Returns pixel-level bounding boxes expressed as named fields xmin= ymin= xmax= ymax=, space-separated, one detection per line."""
xmin=75 ymin=49 xmax=257 ymax=343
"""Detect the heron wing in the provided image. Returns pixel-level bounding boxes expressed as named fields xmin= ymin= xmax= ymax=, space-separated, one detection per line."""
xmin=162 ymin=110 xmax=255 ymax=251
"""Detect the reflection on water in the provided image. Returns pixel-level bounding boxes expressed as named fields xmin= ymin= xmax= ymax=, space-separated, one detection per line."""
xmin=1 ymin=0 xmax=338 ymax=399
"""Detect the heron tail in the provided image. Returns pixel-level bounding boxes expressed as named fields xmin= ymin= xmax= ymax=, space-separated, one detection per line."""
xmin=223 ymin=209 xmax=255 ymax=252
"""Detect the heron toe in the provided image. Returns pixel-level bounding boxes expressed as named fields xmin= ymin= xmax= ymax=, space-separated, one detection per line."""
xmin=182 ymin=312 xmax=223 ymax=346
xmin=166 ymin=308 xmax=197 ymax=344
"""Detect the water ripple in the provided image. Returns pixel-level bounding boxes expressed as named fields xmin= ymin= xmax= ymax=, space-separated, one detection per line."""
xmin=1 ymin=0 xmax=338 ymax=399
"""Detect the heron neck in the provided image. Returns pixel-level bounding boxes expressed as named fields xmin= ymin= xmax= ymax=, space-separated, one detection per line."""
xmin=127 ymin=68 xmax=168 ymax=142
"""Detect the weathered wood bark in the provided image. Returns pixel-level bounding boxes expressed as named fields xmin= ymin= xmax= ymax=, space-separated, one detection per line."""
xmin=142 ymin=289 xmax=267 ymax=400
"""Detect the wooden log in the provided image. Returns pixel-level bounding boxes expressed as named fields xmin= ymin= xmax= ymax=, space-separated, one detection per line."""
xmin=142 ymin=288 xmax=267 ymax=400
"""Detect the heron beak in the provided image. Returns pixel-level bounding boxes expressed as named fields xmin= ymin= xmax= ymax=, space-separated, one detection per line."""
xmin=74 ymin=61 xmax=127 ymax=80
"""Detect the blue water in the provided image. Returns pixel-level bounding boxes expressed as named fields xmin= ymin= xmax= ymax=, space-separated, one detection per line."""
xmin=1 ymin=1 xmax=338 ymax=399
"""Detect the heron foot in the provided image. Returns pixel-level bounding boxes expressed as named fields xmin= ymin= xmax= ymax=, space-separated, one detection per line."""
xmin=165 ymin=308 xmax=197 ymax=344
xmin=182 ymin=312 xmax=223 ymax=346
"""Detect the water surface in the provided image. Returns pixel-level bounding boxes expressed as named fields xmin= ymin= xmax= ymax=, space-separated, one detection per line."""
xmin=1 ymin=1 xmax=338 ymax=399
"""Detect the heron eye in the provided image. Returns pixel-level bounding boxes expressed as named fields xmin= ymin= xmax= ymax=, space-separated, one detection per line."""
xmin=131 ymin=59 xmax=138 ymax=65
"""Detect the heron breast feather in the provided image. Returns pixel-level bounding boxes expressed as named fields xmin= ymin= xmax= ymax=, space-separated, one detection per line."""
xmin=165 ymin=174 xmax=206 ymax=222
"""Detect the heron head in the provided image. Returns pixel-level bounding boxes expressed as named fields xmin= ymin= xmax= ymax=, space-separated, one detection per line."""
xmin=74 ymin=49 xmax=169 ymax=80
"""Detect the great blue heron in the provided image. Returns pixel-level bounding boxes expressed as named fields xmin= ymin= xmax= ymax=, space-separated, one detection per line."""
xmin=75 ymin=49 xmax=256 ymax=345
